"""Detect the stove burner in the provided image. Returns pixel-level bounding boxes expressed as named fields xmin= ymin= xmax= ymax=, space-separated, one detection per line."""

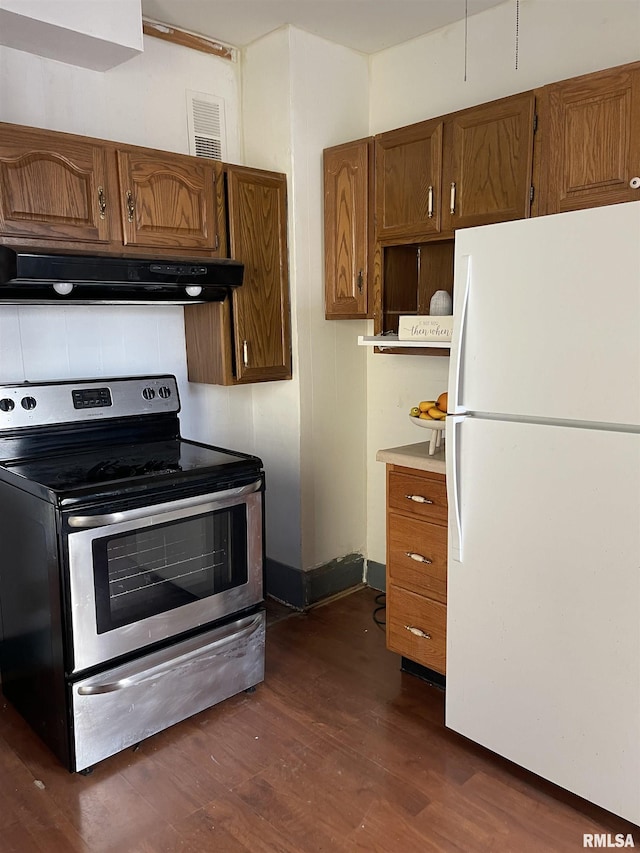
xmin=86 ymin=458 xmax=182 ymax=482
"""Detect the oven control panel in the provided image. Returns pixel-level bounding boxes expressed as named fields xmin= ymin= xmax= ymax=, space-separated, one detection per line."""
xmin=0 ymin=375 xmax=180 ymax=429
xmin=72 ymin=387 xmax=113 ymax=409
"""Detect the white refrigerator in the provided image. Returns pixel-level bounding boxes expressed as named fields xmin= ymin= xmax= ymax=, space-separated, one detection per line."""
xmin=445 ymin=201 xmax=640 ymax=825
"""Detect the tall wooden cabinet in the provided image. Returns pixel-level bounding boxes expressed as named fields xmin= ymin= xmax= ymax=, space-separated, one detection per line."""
xmin=185 ymin=166 xmax=292 ymax=385
xmin=537 ymin=62 xmax=640 ymax=215
xmin=323 ymin=139 xmax=373 ymax=319
xmin=0 ymin=124 xmax=117 ymax=247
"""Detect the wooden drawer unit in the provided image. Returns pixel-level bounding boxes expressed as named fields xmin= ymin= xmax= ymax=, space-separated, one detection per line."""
xmin=388 ymin=467 xmax=447 ymax=525
xmin=387 ymin=513 xmax=447 ymax=603
xmin=385 ymin=462 xmax=447 ymax=676
xmin=387 ymin=585 xmax=446 ymax=675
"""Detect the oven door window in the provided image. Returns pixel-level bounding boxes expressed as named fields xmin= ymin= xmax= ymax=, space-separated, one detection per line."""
xmin=92 ymin=506 xmax=248 ymax=633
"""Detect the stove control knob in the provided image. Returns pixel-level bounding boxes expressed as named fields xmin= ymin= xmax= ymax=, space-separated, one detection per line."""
xmin=21 ymin=396 xmax=37 ymax=411
xmin=142 ymin=387 xmax=156 ymax=401
xmin=158 ymin=386 xmax=171 ymax=399
xmin=0 ymin=398 xmax=15 ymax=412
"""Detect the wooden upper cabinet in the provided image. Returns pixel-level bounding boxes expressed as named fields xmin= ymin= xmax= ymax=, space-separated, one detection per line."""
xmin=116 ymin=149 xmax=223 ymax=253
xmin=375 ymin=118 xmax=443 ymax=242
xmin=0 ymin=123 xmax=117 ymax=246
xmin=538 ymin=62 xmax=640 ymax=215
xmin=227 ymin=166 xmax=291 ymax=383
xmin=441 ymin=91 xmax=536 ymax=230
xmin=323 ymin=138 xmax=373 ymax=319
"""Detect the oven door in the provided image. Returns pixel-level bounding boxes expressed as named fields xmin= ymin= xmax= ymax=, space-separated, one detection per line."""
xmin=64 ymin=479 xmax=263 ymax=673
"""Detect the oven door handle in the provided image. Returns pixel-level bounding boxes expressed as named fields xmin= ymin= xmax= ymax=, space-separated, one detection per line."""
xmin=67 ymin=479 xmax=262 ymax=529
xmin=76 ymin=612 xmax=264 ymax=695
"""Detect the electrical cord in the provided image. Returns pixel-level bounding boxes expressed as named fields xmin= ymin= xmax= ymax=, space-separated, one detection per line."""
xmin=372 ymin=592 xmax=386 ymax=630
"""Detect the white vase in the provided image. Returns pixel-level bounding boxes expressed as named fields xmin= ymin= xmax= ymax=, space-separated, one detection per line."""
xmin=429 ymin=290 xmax=453 ymax=315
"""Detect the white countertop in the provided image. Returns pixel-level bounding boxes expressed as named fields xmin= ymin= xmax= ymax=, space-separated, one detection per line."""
xmin=376 ymin=441 xmax=446 ymax=474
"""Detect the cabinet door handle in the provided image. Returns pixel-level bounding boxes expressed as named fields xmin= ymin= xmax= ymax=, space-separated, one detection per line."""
xmin=357 ymin=269 xmax=363 ymax=292
xmin=126 ymin=190 xmax=135 ymax=223
xmin=242 ymin=340 xmax=249 ymax=367
xmin=405 ymin=625 xmax=431 ymax=640
xmin=450 ymin=182 xmax=456 ymax=215
xmin=405 ymin=552 xmax=432 ymax=564
xmin=97 ymin=186 xmax=107 ymax=220
xmin=427 ymin=185 xmax=434 ymax=218
xmin=404 ymin=494 xmax=433 ymax=504
xmin=630 ymin=177 xmax=640 ymax=189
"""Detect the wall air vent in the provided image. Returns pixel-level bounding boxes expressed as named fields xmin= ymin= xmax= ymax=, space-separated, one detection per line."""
xmin=187 ymin=91 xmax=227 ymax=161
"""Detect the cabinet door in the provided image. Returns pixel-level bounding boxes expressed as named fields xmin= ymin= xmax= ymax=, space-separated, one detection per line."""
xmin=540 ymin=62 xmax=640 ymax=215
xmin=117 ymin=149 xmax=223 ymax=252
xmin=323 ymin=139 xmax=373 ymax=319
xmin=227 ymin=167 xmax=291 ymax=383
xmin=442 ymin=92 xmax=535 ymax=230
xmin=0 ymin=123 xmax=116 ymax=245
xmin=375 ymin=119 xmax=443 ymax=241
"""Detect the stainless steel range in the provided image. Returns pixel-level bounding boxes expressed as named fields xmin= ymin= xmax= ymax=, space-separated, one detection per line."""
xmin=0 ymin=375 xmax=265 ymax=772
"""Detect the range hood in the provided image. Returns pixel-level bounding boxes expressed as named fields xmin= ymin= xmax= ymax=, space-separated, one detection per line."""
xmin=0 ymin=247 xmax=244 ymax=304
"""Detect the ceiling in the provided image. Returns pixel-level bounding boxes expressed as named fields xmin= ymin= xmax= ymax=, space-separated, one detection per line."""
xmin=140 ymin=0 xmax=507 ymax=55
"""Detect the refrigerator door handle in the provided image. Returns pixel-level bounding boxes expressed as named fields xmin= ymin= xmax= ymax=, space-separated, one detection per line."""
xmin=450 ymin=253 xmax=471 ymax=415
xmin=447 ymin=414 xmax=464 ymax=563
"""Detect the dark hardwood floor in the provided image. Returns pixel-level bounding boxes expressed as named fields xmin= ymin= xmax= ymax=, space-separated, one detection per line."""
xmin=0 ymin=587 xmax=637 ymax=852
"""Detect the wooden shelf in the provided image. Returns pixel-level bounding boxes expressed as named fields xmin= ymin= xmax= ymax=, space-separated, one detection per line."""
xmin=358 ymin=334 xmax=451 ymax=350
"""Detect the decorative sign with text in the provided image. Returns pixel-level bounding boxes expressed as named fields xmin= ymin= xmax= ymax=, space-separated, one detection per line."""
xmin=398 ymin=315 xmax=453 ymax=342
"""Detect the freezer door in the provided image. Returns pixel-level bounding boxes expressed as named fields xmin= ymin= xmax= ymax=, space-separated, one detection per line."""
xmin=446 ymin=417 xmax=640 ymax=825
xmin=449 ymin=201 xmax=640 ymax=425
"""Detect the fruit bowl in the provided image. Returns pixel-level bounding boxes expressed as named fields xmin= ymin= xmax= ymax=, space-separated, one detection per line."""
xmin=409 ymin=415 xmax=445 ymax=455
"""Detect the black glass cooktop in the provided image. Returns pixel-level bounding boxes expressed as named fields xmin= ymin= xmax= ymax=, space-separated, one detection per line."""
xmin=2 ymin=438 xmax=260 ymax=494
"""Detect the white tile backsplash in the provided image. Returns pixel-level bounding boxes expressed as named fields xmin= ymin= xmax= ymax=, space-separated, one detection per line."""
xmin=0 ymin=304 xmax=187 ymax=384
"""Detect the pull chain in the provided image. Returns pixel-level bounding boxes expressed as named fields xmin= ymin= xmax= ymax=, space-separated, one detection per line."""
xmin=515 ymin=0 xmax=520 ymax=70
xmin=464 ymin=0 xmax=468 ymax=81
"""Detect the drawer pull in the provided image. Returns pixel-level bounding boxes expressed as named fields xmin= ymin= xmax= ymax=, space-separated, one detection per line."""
xmin=405 ymin=494 xmax=433 ymax=504
xmin=405 ymin=552 xmax=432 ymax=564
xmin=405 ymin=625 xmax=431 ymax=640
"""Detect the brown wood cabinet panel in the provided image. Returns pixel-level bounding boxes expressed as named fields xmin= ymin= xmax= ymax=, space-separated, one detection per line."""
xmin=0 ymin=122 xmax=117 ymax=246
xmin=386 ymin=585 xmax=446 ymax=674
xmin=539 ymin=62 xmax=640 ymax=215
xmin=388 ymin=467 xmax=448 ymax=526
xmin=227 ymin=166 xmax=291 ymax=383
xmin=442 ymin=91 xmax=535 ymax=230
xmin=323 ymin=138 xmax=373 ymax=319
xmin=116 ymin=149 xmax=223 ymax=252
xmin=388 ymin=513 xmax=447 ymax=603
xmin=375 ymin=119 xmax=443 ymax=241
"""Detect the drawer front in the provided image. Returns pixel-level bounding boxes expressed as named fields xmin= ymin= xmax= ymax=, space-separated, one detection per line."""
xmin=387 ymin=585 xmax=446 ymax=674
xmin=388 ymin=469 xmax=447 ymax=525
xmin=388 ymin=513 xmax=447 ymax=603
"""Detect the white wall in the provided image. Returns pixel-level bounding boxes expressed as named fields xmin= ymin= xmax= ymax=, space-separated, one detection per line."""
xmin=366 ymin=0 xmax=640 ymax=564
xmin=0 ymin=36 xmax=255 ymax=452
xmin=243 ymin=28 xmax=370 ymax=571
xmin=242 ymin=29 xmax=303 ymax=569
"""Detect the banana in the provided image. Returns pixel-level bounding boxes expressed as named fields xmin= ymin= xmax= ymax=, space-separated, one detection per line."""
xmin=418 ymin=400 xmax=436 ymax=413
xmin=427 ymin=407 xmax=446 ymax=420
